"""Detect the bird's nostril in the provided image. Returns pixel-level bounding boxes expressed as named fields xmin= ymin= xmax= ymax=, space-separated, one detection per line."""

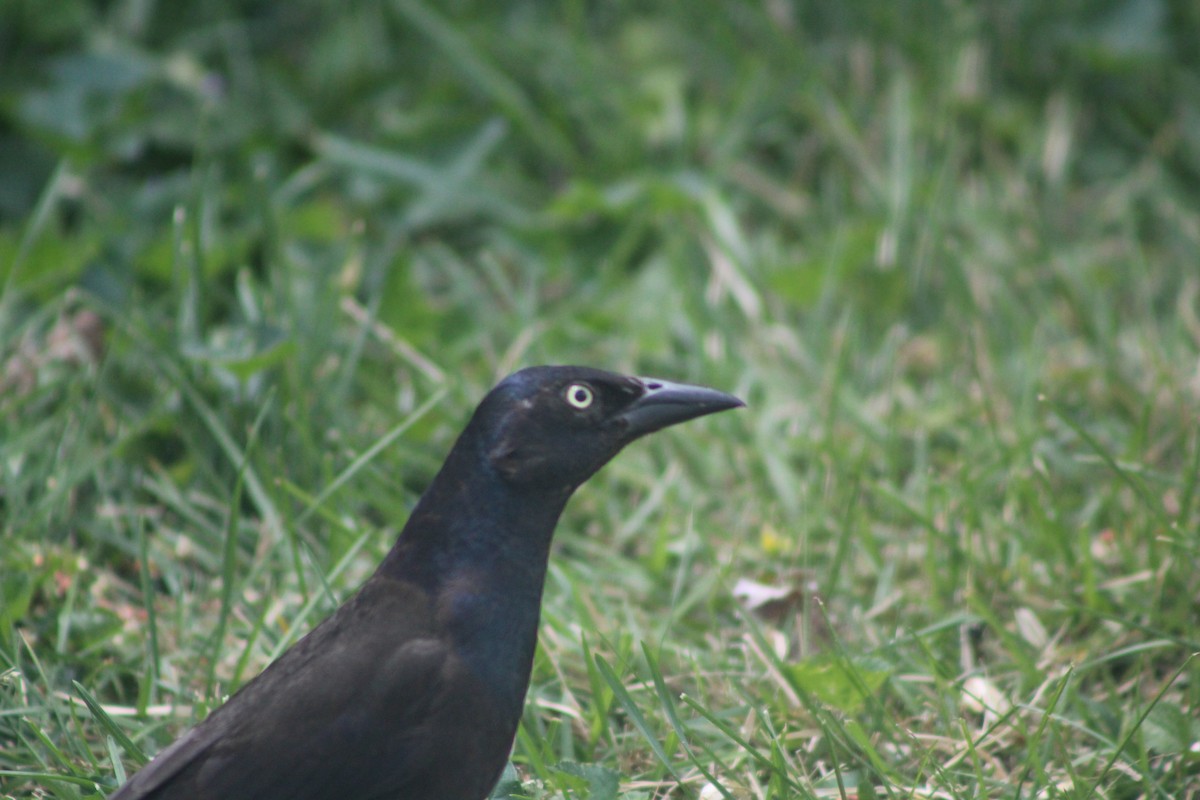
xmin=646 ymin=381 xmax=663 ymax=390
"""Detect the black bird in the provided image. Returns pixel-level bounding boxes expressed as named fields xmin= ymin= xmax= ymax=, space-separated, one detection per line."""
xmin=110 ymin=365 xmax=742 ymax=800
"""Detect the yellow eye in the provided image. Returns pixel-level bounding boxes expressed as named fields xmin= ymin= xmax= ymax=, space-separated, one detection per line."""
xmin=565 ymin=383 xmax=594 ymax=409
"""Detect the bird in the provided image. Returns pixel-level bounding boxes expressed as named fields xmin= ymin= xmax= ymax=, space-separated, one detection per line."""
xmin=109 ymin=365 xmax=743 ymax=800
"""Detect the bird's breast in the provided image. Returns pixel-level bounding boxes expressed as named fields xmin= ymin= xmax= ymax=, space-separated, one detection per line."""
xmin=434 ymin=571 xmax=543 ymax=721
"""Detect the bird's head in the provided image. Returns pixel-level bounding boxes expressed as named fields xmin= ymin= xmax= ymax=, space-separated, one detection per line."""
xmin=471 ymin=366 xmax=744 ymax=493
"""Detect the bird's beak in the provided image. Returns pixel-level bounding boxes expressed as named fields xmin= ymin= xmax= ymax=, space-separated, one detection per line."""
xmin=619 ymin=377 xmax=745 ymax=438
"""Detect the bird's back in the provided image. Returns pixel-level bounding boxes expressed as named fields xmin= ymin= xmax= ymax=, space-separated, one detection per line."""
xmin=111 ymin=576 xmax=517 ymax=800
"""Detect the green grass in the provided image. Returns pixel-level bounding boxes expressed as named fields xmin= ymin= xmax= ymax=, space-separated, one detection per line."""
xmin=3 ymin=1 xmax=1199 ymax=798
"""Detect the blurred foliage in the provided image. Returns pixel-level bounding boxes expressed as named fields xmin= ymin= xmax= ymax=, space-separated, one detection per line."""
xmin=3 ymin=0 xmax=1197 ymax=241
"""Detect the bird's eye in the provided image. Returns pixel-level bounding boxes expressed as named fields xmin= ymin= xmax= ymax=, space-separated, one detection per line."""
xmin=564 ymin=383 xmax=594 ymax=409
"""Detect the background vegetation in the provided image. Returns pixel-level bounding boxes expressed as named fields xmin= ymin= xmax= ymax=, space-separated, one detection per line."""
xmin=2 ymin=0 xmax=1198 ymax=797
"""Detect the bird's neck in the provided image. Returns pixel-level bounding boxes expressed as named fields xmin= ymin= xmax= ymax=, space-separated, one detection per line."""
xmin=379 ymin=442 xmax=571 ymax=589
xmin=375 ymin=439 xmax=573 ymax=716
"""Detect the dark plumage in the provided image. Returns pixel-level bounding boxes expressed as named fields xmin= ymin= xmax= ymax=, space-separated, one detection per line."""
xmin=110 ymin=365 xmax=743 ymax=800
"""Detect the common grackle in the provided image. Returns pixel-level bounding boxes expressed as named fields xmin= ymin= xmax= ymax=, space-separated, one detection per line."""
xmin=109 ymin=365 xmax=742 ymax=800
